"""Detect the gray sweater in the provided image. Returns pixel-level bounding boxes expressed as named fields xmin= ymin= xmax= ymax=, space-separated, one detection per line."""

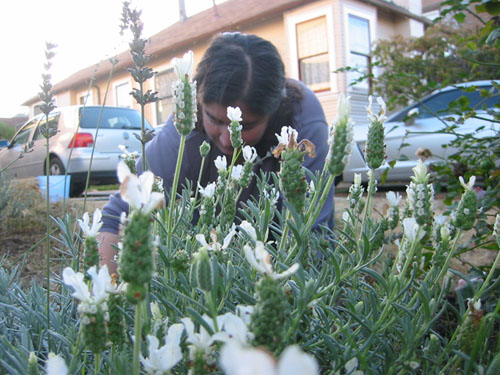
xmin=101 ymin=82 xmax=334 ymax=233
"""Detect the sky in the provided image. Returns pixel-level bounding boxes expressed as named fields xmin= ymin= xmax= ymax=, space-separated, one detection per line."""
xmin=0 ymin=0 xmax=224 ymax=118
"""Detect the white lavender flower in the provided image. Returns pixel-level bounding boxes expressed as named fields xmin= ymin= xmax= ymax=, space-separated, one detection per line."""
xmin=195 ymin=226 xmax=237 ymax=252
xmin=386 ymin=191 xmax=402 ymax=207
xmin=78 ymin=209 xmax=103 ymax=238
xmin=215 ymin=155 xmax=228 ymax=173
xmin=239 ymin=220 xmax=258 ymax=242
xmin=220 ymin=343 xmax=319 ymax=375
xmin=275 ymin=126 xmax=298 ymax=146
xmin=243 ymin=241 xmax=299 ymax=280
xmin=199 ymin=182 xmax=216 ymax=198
xmin=46 ymin=353 xmax=68 ymax=375
xmin=243 ymin=145 xmax=258 ymax=163
xmin=140 ymin=324 xmax=184 ymax=374
xmin=171 ymin=50 xmax=194 ymax=79
xmin=117 ymin=161 xmax=165 ymax=214
xmin=402 ymin=218 xmax=424 ymax=242
xmin=227 ymin=106 xmax=242 ymax=122
xmin=231 ymin=164 xmax=244 ymax=181
xmin=366 ymin=96 xmax=387 ymax=124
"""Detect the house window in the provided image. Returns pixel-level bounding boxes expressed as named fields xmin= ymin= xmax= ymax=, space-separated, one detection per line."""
xmin=79 ymin=91 xmax=93 ymax=105
xmin=115 ymin=82 xmax=132 ymax=108
xmin=296 ymin=16 xmax=330 ymax=92
xmin=155 ymin=68 xmax=176 ymax=125
xmin=348 ymin=15 xmax=371 ymax=90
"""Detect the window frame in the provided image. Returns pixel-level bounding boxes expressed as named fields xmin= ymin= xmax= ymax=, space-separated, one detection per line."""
xmin=154 ymin=67 xmax=177 ymax=125
xmin=343 ymin=4 xmax=376 ymax=92
xmin=114 ymin=80 xmax=132 ymax=108
xmin=286 ymin=4 xmax=337 ymax=94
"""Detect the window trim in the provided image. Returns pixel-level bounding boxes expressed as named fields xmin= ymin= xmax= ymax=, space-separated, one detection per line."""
xmin=343 ymin=3 xmax=376 ymax=92
xmin=153 ymin=67 xmax=176 ymax=126
xmin=113 ymin=79 xmax=132 ymax=108
xmin=286 ymin=4 xmax=337 ymax=93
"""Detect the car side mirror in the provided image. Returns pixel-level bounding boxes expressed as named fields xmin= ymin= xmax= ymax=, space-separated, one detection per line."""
xmin=0 ymin=139 xmax=9 ymax=148
xmin=404 ymin=107 xmax=419 ymax=126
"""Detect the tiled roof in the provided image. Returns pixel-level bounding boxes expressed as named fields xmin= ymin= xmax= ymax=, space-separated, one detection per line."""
xmin=24 ymin=0 xmax=308 ymax=105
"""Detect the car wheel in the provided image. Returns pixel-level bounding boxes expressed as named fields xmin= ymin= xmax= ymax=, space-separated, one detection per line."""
xmin=49 ymin=157 xmax=65 ymax=175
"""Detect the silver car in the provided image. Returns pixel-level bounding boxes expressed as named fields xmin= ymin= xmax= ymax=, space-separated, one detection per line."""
xmin=0 ymin=106 xmax=152 ymax=196
xmin=343 ymin=80 xmax=500 ymax=183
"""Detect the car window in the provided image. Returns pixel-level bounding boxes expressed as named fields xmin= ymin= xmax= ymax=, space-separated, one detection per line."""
xmin=10 ymin=118 xmax=39 ymax=146
xmin=32 ymin=114 xmax=60 ymax=141
xmin=79 ymin=107 xmax=153 ymax=130
xmin=390 ymin=85 xmax=498 ymax=122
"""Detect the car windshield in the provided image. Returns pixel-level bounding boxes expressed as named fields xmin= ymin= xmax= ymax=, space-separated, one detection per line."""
xmin=79 ymin=107 xmax=152 ymax=130
xmin=390 ymin=85 xmax=499 ymax=122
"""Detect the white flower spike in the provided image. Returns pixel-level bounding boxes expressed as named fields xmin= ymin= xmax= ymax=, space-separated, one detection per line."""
xmin=227 ymin=106 xmax=242 ymax=122
xmin=78 ymin=208 xmax=103 ymax=237
xmin=140 ymin=324 xmax=184 ymax=375
xmin=171 ymin=50 xmax=194 ymax=79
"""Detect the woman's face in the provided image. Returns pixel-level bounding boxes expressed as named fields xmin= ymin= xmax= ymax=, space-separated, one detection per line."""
xmin=202 ymin=101 xmax=269 ymax=157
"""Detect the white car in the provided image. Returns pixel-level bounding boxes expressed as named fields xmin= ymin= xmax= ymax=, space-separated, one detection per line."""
xmin=342 ymin=80 xmax=500 ymax=183
xmin=0 ymin=106 xmax=152 ymax=196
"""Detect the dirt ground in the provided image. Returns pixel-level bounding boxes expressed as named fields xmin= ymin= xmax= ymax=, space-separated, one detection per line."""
xmin=1 ymin=179 xmax=497 ymax=283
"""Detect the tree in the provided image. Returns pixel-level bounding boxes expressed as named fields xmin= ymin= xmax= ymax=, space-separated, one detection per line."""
xmin=371 ymin=21 xmax=500 ymax=110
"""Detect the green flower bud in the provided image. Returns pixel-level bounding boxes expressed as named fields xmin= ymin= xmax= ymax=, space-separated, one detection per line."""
xmin=171 ymin=249 xmax=190 ymax=273
xmin=107 ymin=294 xmax=126 ymax=349
xmin=250 ymin=276 xmax=290 ymax=353
xmin=424 ymin=334 xmax=440 ymax=357
xmin=240 ymin=161 xmax=254 ymax=187
xmin=365 ymin=118 xmax=385 ymax=170
xmin=28 ymin=352 xmax=38 ymax=375
xmin=173 ymin=77 xmax=197 ymax=136
xmin=81 ymin=304 xmax=108 ymax=354
xmin=456 ymin=300 xmax=484 ymax=355
xmin=221 ymin=188 xmax=237 ymax=226
xmin=199 ymin=141 xmax=211 ymax=158
xmin=452 ymin=189 xmax=477 ymax=231
xmin=229 ymin=120 xmax=243 ymax=149
xmin=119 ymin=211 xmax=154 ymax=290
xmin=83 ymin=237 xmax=99 ymax=280
xmin=365 ymin=96 xmax=387 ymax=170
xmin=280 ymin=148 xmax=307 ymax=213
xmin=195 ymin=247 xmax=213 ymax=292
xmin=326 ymin=95 xmax=354 ymax=177
xmin=125 ymin=283 xmax=148 ymax=304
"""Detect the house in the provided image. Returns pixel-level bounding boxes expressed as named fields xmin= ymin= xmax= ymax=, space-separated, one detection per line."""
xmin=23 ymin=0 xmax=430 ymax=126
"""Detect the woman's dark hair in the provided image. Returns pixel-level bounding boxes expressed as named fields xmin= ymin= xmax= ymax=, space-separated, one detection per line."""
xmin=195 ymin=32 xmax=302 ymax=155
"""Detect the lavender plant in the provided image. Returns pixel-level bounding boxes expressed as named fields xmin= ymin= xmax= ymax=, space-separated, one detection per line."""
xmin=2 ymin=10 xmax=500 ymax=375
